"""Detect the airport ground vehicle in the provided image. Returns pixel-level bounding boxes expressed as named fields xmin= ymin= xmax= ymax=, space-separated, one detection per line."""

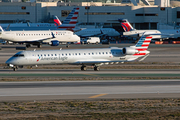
xmin=81 ymin=37 xmax=100 ymax=44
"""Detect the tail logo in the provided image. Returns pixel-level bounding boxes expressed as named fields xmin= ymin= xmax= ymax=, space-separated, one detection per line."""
xmin=54 ymin=16 xmax=62 ymax=26
xmin=134 ymin=36 xmax=152 ymax=56
xmin=58 ymin=8 xmax=79 ymax=29
xmin=121 ymin=23 xmax=132 ymax=32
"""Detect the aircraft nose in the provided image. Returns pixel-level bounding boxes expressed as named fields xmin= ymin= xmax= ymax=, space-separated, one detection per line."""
xmin=5 ymin=57 xmax=16 ymax=65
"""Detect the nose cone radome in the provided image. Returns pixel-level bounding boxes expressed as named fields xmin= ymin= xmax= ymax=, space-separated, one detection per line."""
xmin=5 ymin=57 xmax=16 ymax=65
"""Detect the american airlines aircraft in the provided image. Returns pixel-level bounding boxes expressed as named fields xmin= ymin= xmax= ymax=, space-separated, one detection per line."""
xmin=1 ymin=7 xmax=79 ymax=31
xmin=6 ymin=33 xmax=152 ymax=71
xmin=119 ymin=19 xmax=179 ymax=39
xmin=0 ymin=26 xmax=80 ymax=48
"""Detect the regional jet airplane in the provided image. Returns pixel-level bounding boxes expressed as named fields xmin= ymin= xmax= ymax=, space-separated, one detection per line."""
xmin=6 ymin=33 xmax=152 ymax=71
xmin=119 ymin=19 xmax=179 ymax=39
xmin=0 ymin=27 xmax=80 ymax=48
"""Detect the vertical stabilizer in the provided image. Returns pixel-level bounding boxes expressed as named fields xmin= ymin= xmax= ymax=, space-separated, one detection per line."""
xmin=0 ymin=26 xmax=4 ymax=32
xmin=134 ymin=33 xmax=152 ymax=56
xmin=54 ymin=16 xmax=62 ymax=27
xmin=118 ymin=19 xmax=134 ymax=32
xmin=58 ymin=7 xmax=79 ymax=29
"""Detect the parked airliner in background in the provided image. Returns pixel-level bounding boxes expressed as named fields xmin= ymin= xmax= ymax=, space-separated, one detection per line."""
xmin=6 ymin=32 xmax=152 ymax=71
xmin=1 ymin=7 xmax=79 ymax=31
xmin=0 ymin=26 xmax=80 ymax=48
xmin=0 ymin=16 xmax=60 ymax=31
xmin=75 ymin=28 xmax=120 ymax=38
xmin=119 ymin=19 xmax=180 ymax=39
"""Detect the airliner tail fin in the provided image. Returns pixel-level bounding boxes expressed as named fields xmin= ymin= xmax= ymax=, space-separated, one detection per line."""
xmin=58 ymin=7 xmax=79 ymax=29
xmin=118 ymin=19 xmax=134 ymax=32
xmin=134 ymin=32 xmax=152 ymax=56
xmin=53 ymin=16 xmax=62 ymax=26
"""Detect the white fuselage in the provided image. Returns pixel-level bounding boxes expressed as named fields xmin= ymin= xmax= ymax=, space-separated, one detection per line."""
xmin=75 ymin=28 xmax=120 ymax=37
xmin=123 ymin=29 xmax=180 ymax=39
xmin=0 ymin=30 xmax=80 ymax=43
xmin=6 ymin=48 xmax=141 ymax=66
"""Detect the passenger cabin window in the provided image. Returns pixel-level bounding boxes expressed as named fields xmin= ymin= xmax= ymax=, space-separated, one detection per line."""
xmin=13 ymin=54 xmax=24 ymax=57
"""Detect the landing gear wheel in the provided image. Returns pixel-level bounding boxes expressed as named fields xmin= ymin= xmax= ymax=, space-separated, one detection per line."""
xmin=81 ymin=66 xmax=87 ymax=71
xmin=94 ymin=66 xmax=100 ymax=71
xmin=26 ymin=44 xmax=31 ymax=48
xmin=37 ymin=44 xmax=41 ymax=48
xmin=66 ymin=44 xmax=69 ymax=48
xmin=13 ymin=67 xmax=16 ymax=71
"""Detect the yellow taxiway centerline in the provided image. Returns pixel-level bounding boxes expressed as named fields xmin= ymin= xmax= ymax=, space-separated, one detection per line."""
xmin=89 ymin=94 xmax=107 ymax=98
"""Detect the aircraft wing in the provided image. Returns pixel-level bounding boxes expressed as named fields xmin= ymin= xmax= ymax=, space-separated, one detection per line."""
xmin=78 ymin=33 xmax=103 ymax=38
xmin=77 ymin=29 xmax=105 ymax=38
xmin=75 ymin=59 xmax=123 ymax=65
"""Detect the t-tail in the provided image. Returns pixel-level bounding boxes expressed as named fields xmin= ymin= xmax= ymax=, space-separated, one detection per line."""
xmin=0 ymin=26 xmax=4 ymax=32
xmin=53 ymin=16 xmax=62 ymax=26
xmin=122 ymin=32 xmax=152 ymax=60
xmin=118 ymin=19 xmax=134 ymax=32
xmin=58 ymin=7 xmax=79 ymax=30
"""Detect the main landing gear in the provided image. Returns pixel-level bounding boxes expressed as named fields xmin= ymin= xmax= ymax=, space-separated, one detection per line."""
xmin=81 ymin=66 xmax=87 ymax=71
xmin=26 ymin=44 xmax=41 ymax=48
xmin=81 ymin=65 xmax=100 ymax=71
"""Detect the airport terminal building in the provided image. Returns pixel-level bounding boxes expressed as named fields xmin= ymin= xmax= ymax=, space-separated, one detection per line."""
xmin=0 ymin=0 xmax=180 ymax=30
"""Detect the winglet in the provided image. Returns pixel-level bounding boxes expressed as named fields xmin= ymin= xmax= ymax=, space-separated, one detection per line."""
xmin=51 ymin=32 xmax=55 ymax=38
xmin=0 ymin=26 xmax=4 ymax=32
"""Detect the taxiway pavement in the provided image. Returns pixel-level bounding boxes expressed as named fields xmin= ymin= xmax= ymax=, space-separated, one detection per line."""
xmin=0 ymin=80 xmax=180 ymax=101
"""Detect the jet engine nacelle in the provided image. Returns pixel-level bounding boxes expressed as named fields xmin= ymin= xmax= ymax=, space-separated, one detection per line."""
xmin=51 ymin=40 xmax=59 ymax=46
xmin=122 ymin=47 xmax=138 ymax=55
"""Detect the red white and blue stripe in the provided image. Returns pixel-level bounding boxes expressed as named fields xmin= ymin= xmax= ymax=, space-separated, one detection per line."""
xmin=134 ymin=36 xmax=152 ymax=56
xmin=58 ymin=8 xmax=79 ymax=29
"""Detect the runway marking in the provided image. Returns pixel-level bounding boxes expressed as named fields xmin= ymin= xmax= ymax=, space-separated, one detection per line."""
xmin=89 ymin=94 xmax=107 ymax=98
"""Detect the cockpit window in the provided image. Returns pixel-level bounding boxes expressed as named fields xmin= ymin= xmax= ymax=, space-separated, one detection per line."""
xmin=13 ymin=54 xmax=24 ymax=57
